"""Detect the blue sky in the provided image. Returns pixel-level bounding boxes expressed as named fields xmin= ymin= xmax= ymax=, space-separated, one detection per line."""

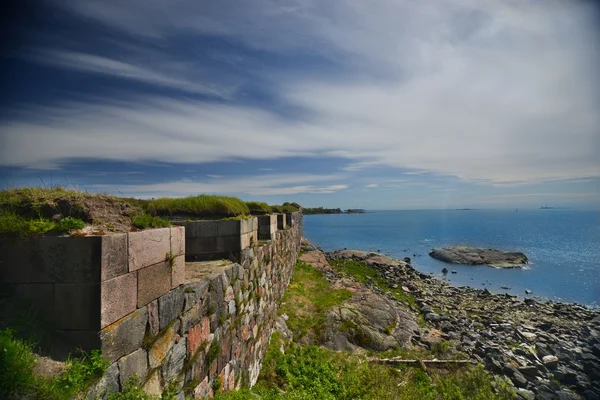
xmin=0 ymin=0 xmax=599 ymax=209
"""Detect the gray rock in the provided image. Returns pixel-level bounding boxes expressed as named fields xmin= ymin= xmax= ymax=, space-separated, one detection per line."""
xmin=515 ymin=388 xmax=535 ymax=400
xmin=543 ymin=355 xmax=559 ymax=368
xmin=162 ymin=339 xmax=186 ymax=388
xmin=424 ymin=313 xmax=441 ymax=322
xmin=118 ymin=348 xmax=148 ymax=384
xmin=158 ymin=286 xmax=185 ymax=330
xmin=87 ymin=363 xmax=119 ymax=399
xmin=429 ymin=245 xmax=528 ymax=268
xmin=100 ymin=308 xmax=148 ymax=362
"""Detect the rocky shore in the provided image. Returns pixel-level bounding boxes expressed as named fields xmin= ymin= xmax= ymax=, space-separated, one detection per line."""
xmin=300 ymin=242 xmax=600 ymax=400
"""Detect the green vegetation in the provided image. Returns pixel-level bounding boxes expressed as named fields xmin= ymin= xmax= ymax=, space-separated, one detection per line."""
xmin=56 ymin=216 xmax=85 ymax=232
xmin=0 ymin=329 xmax=109 ymax=399
xmin=106 ymin=376 xmax=177 ymax=400
xmin=271 ymin=202 xmax=300 ymax=213
xmin=279 ymin=261 xmax=352 ymax=341
xmin=215 ymin=333 xmax=513 ymax=400
xmin=246 ymin=201 xmax=273 ymax=215
xmin=142 ymin=195 xmax=250 ymax=218
xmin=302 ymin=207 xmax=365 ymax=215
xmin=0 ymin=211 xmax=86 ymax=237
xmin=328 ymin=258 xmax=415 ymax=307
xmin=132 ymin=214 xmax=171 ymax=229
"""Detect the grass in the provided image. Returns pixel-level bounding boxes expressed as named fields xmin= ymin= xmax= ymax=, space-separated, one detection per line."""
xmin=328 ymin=258 xmax=416 ymax=307
xmin=279 ymin=261 xmax=352 ymax=342
xmin=246 ymin=201 xmax=272 ymax=215
xmin=0 ymin=211 xmax=86 ymax=237
xmin=214 ymin=332 xmax=514 ymax=400
xmin=0 ymin=329 xmax=109 ymax=399
xmin=142 ymin=195 xmax=250 ymax=218
xmin=132 ymin=214 xmax=171 ymax=229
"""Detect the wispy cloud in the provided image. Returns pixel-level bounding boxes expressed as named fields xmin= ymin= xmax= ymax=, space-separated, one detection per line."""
xmin=365 ymin=184 xmax=378 ymax=188
xmin=1 ymin=0 xmax=598 ymax=191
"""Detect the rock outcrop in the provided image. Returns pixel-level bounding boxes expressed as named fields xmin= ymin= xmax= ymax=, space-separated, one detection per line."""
xmin=429 ymin=245 xmax=528 ymax=268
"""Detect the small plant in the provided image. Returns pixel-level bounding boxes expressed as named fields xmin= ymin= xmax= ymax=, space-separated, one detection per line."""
xmin=55 ymin=217 xmax=85 ymax=233
xmin=132 ymin=214 xmax=171 ymax=229
xmin=165 ymin=251 xmax=175 ymax=270
xmin=205 ymin=341 xmax=221 ymax=365
xmin=212 ymin=376 xmax=223 ymax=393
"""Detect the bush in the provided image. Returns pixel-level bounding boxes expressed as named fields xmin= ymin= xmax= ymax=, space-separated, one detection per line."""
xmin=55 ymin=217 xmax=85 ymax=232
xmin=0 ymin=329 xmax=109 ymax=399
xmin=132 ymin=214 xmax=171 ymax=229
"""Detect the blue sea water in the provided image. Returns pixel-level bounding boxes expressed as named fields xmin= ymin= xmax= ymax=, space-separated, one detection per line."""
xmin=303 ymin=210 xmax=600 ymax=307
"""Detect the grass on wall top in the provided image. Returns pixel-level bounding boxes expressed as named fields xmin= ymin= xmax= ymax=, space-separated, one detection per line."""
xmin=141 ymin=195 xmax=250 ymax=218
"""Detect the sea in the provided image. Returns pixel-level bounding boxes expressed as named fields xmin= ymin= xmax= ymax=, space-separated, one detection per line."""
xmin=303 ymin=209 xmax=600 ymax=307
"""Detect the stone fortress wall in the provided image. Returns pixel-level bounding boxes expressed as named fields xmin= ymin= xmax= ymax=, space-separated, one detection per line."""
xmin=0 ymin=211 xmax=303 ymax=399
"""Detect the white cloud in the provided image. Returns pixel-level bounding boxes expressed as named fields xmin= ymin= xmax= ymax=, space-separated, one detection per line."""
xmin=90 ymin=174 xmax=347 ymax=197
xmin=365 ymin=184 xmax=378 ymax=188
xmin=2 ymin=0 xmax=598 ymax=186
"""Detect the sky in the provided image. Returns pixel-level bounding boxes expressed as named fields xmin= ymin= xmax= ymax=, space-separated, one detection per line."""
xmin=0 ymin=0 xmax=599 ymax=209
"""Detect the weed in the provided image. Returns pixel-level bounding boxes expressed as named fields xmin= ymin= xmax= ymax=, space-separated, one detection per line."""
xmin=213 ymin=376 xmax=223 ymax=393
xmin=142 ymin=195 xmax=249 ymax=218
xmin=205 ymin=341 xmax=221 ymax=365
xmin=184 ymin=287 xmax=195 ymax=294
xmin=165 ymin=251 xmax=175 ymax=271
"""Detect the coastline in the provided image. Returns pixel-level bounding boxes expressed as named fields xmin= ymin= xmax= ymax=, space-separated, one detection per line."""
xmin=301 ymin=241 xmax=600 ymax=399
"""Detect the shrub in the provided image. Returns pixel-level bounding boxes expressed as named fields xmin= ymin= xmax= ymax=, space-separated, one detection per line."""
xmin=142 ymin=195 xmax=249 ymax=218
xmin=132 ymin=214 xmax=171 ymax=229
xmin=55 ymin=217 xmax=85 ymax=232
xmin=0 ymin=329 xmax=36 ymax=397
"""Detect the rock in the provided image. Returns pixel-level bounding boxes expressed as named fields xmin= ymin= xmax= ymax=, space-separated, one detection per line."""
xmin=515 ymin=388 xmax=535 ymax=400
xmin=543 ymin=355 xmax=559 ymax=368
xmin=428 ymin=245 xmax=528 ymax=268
xmin=525 ymin=290 xmax=532 ymax=295
xmin=451 ymin=270 xmax=457 ymax=274
xmin=424 ymin=313 xmax=441 ymax=322
xmin=87 ymin=363 xmax=119 ymax=399
xmin=441 ymin=268 xmax=449 ymax=274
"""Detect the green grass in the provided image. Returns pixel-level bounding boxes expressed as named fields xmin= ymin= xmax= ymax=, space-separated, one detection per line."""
xmin=0 ymin=329 xmax=109 ymax=399
xmin=246 ymin=201 xmax=273 ymax=215
xmin=142 ymin=195 xmax=250 ymax=218
xmin=215 ymin=333 xmax=514 ymax=400
xmin=132 ymin=214 xmax=171 ymax=229
xmin=279 ymin=261 xmax=352 ymax=342
xmin=0 ymin=212 xmax=86 ymax=237
xmin=328 ymin=258 xmax=415 ymax=307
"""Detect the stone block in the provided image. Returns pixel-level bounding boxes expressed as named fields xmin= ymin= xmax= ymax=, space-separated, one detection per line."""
xmin=52 ymin=330 xmax=100 ymax=361
xmin=148 ymin=299 xmax=160 ymax=336
xmin=101 ymin=272 xmax=137 ymax=328
xmin=100 ymin=308 xmax=148 ymax=362
xmin=171 ymin=255 xmax=185 ymax=288
xmin=187 ymin=237 xmax=217 ymax=256
xmin=54 ymin=283 xmax=101 ymax=330
xmin=170 ymin=226 xmax=185 ymax=256
xmin=158 ymin=286 xmax=185 ymax=331
xmin=0 ymin=237 xmax=32 ymax=282
xmin=137 ymin=261 xmax=172 ymax=307
xmin=217 ymin=220 xmax=241 ymax=236
xmin=149 ymin=320 xmax=179 ymax=368
xmin=217 ymin=236 xmax=241 ymax=252
xmin=11 ymin=283 xmax=54 ymax=320
xmin=87 ymin=362 xmax=119 ymax=399
xmin=128 ymin=228 xmax=171 ymax=272
xmin=100 ymin=234 xmax=128 ymax=281
xmin=118 ymin=348 xmax=148 ymax=384
xmin=195 ymin=221 xmax=218 ymax=238
xmin=30 ymin=236 xmax=101 ymax=282
xmin=277 ymin=214 xmax=286 ymax=230
xmin=162 ymin=339 xmax=186 ymax=384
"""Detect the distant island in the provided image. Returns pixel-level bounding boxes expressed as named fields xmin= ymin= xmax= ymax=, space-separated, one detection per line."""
xmin=302 ymin=207 xmax=366 ymax=215
xmin=539 ymin=205 xmax=555 ymax=209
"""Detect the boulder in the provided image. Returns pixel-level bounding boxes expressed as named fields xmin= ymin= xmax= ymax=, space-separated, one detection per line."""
xmin=429 ymin=246 xmax=527 ymax=268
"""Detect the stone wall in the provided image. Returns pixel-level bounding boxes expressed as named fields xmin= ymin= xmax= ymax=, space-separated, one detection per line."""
xmin=90 ymin=212 xmax=302 ymax=398
xmin=174 ymin=218 xmax=259 ymax=261
xmin=0 ymin=226 xmax=185 ymax=359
